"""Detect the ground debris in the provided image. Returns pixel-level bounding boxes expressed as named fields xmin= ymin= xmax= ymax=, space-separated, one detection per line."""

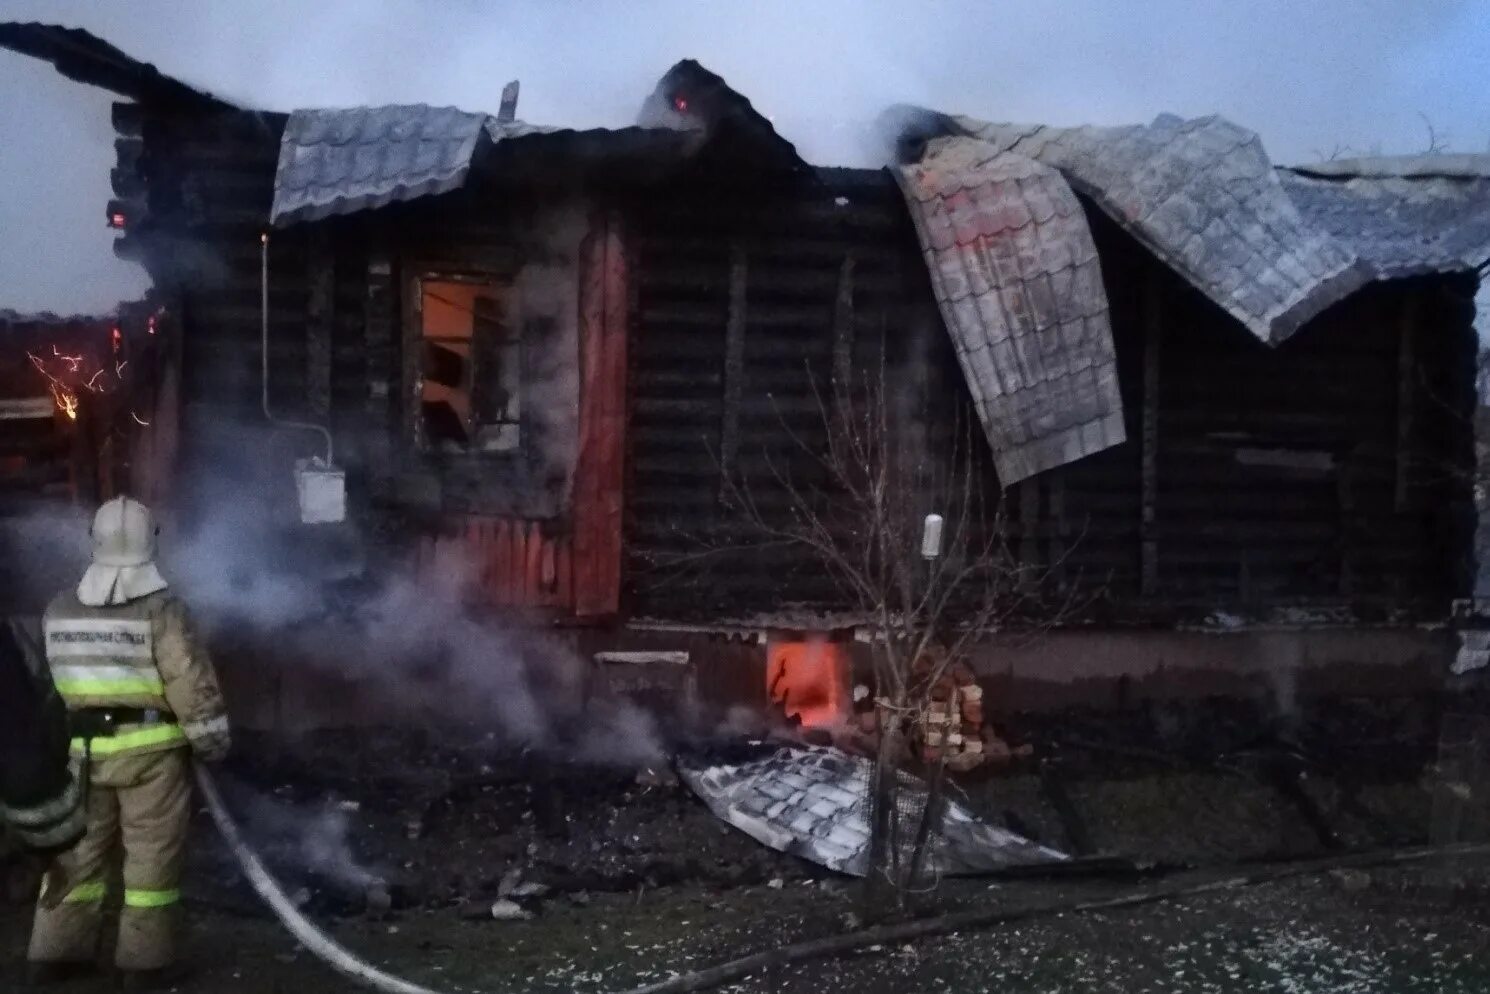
xmin=489 ymin=898 xmax=535 ymax=921
xmin=1329 ymin=868 xmax=1372 ymax=893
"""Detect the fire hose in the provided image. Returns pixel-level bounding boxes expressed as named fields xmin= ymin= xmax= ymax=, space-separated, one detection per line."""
xmin=193 ymin=761 xmax=1490 ymax=994
xmin=193 ymin=763 xmax=452 ymax=994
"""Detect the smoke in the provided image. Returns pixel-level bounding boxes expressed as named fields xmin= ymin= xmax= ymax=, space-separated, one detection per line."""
xmin=234 ymin=787 xmax=384 ymax=893
xmin=2 ymin=417 xmax=666 ymax=769
xmin=3 ymin=1 xmax=1486 ymax=315
xmin=0 ymin=502 xmax=91 ymax=614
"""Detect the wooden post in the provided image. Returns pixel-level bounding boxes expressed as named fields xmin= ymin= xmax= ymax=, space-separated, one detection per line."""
xmin=1140 ymin=270 xmax=1162 ymax=597
xmin=365 ymin=248 xmax=395 ymax=483
xmin=1395 ymin=293 xmax=1417 ymax=513
xmin=1019 ymin=478 xmax=1040 ymax=588
xmin=832 ymin=255 xmax=856 ymax=393
xmin=1337 ymin=459 xmax=1355 ymax=596
xmin=719 ymin=244 xmax=747 ymax=491
xmin=1050 ymin=471 xmax=1068 ymax=586
xmin=573 ymin=212 xmax=629 ymax=618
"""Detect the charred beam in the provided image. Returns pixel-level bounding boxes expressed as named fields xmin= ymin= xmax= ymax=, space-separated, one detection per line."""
xmin=1140 ymin=269 xmax=1162 ymax=597
xmin=364 ymin=252 xmax=396 ymax=477
xmin=306 ymin=230 xmax=334 ymax=419
xmin=1394 ymin=293 xmax=1417 ymax=512
xmin=718 ymin=244 xmax=747 ymax=492
xmin=832 ymin=255 xmax=855 ymax=391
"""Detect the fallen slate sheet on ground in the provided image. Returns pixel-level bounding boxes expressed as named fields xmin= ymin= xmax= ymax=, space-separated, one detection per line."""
xmin=678 ymin=742 xmax=1066 ymax=876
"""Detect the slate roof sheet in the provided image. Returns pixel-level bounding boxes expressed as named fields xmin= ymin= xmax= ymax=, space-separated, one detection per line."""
xmin=270 ymin=105 xmax=561 ymax=226
xmin=939 ymin=113 xmax=1370 ymax=345
xmin=896 ymin=137 xmax=1125 ymax=485
xmin=1280 ymin=157 xmax=1490 ymax=279
xmin=678 ymin=742 xmax=1065 ymax=877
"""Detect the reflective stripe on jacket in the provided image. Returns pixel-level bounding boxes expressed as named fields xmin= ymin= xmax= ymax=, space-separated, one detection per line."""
xmin=43 ymin=590 xmax=231 ymax=761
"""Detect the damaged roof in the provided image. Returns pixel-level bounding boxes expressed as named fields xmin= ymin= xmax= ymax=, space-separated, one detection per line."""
xmin=893 ymin=112 xmax=1490 ymax=480
xmin=638 ymin=59 xmax=809 ymax=178
xmin=917 ymin=112 xmax=1370 ymax=345
xmin=896 ymin=137 xmax=1126 ymax=484
xmin=0 ymin=21 xmax=229 ymax=109
xmin=271 ymin=60 xmax=810 ymax=225
xmin=1279 ymin=155 xmax=1490 ymax=279
xmin=0 ymin=24 xmax=787 ymax=228
xmin=270 ymin=105 xmax=559 ymax=226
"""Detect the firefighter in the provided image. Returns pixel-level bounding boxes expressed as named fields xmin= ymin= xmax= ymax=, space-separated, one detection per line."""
xmin=0 ymin=618 xmax=86 ymax=852
xmin=27 ymin=496 xmax=230 ymax=989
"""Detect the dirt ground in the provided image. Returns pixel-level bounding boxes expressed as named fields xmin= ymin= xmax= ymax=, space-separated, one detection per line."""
xmin=3 ymin=694 xmax=1489 ymax=993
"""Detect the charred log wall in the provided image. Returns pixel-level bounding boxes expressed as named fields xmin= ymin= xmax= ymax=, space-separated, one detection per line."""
xmin=109 ymin=104 xmax=1475 ymax=627
xmin=625 ymin=173 xmax=1477 ymax=624
xmin=624 ymin=168 xmax=951 ymax=619
xmin=1083 ymin=207 xmax=1477 ymax=620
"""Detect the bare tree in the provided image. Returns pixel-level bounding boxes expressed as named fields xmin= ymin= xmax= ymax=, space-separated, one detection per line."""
xmin=717 ymin=355 xmax=1076 ymax=910
xmin=1419 ymin=113 xmax=1451 ymax=154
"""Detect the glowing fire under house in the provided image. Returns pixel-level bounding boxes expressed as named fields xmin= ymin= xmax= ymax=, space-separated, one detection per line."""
xmin=5 ymin=22 xmax=1490 ymax=720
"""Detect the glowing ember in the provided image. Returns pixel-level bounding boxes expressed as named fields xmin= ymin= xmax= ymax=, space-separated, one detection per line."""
xmin=131 ymin=412 xmax=151 ymax=427
xmin=51 ymin=344 xmax=83 ymax=372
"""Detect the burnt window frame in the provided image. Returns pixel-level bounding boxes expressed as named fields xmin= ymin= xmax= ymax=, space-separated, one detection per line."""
xmin=401 ymin=265 xmax=525 ymax=461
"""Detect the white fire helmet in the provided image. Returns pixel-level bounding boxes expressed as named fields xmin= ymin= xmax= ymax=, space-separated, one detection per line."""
xmin=76 ymin=496 xmax=169 ymax=607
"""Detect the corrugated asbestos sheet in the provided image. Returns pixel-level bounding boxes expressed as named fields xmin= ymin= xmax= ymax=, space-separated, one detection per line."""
xmin=922 ymin=112 xmax=1371 ymax=345
xmin=896 ymin=138 xmax=1125 ymax=485
xmin=1280 ymin=156 xmax=1490 ymax=279
xmin=270 ymin=105 xmax=556 ymax=226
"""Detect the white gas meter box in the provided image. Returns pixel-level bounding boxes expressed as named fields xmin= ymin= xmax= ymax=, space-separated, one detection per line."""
xmin=294 ymin=457 xmax=345 ymax=524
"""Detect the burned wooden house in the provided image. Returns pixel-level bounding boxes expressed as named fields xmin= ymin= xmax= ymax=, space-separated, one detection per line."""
xmin=5 ymin=22 xmax=1490 ymax=711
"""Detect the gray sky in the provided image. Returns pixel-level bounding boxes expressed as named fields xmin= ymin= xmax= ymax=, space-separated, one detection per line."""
xmin=2 ymin=0 xmax=1487 ymax=314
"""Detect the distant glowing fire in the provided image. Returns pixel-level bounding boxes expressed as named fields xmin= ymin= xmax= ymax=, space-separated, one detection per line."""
xmin=766 ymin=636 xmax=850 ymax=729
xmin=26 ymin=322 xmax=147 ymax=424
xmin=28 ymin=346 xmax=89 ymax=420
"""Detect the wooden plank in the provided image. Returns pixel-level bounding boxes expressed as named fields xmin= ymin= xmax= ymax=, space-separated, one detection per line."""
xmin=507 ymin=519 xmax=527 ymax=607
xmin=1019 ymin=478 xmax=1040 ymax=586
xmin=1049 ymin=470 xmax=1068 ymax=586
xmin=571 ymin=212 xmax=630 ymax=617
xmin=1140 ymin=269 xmax=1162 ymax=597
xmin=493 ymin=518 xmax=514 ymax=606
xmin=572 ymin=222 xmax=607 ymax=611
xmin=364 ymin=252 xmax=395 ymax=480
xmin=540 ymin=535 xmax=558 ymax=604
xmin=718 ymin=243 xmax=748 ymax=490
xmin=306 ymin=229 xmax=334 ymax=419
xmin=592 ymin=213 xmax=629 ymax=616
xmin=556 ymin=540 xmax=574 ymax=610
xmin=524 ymin=521 xmax=544 ymax=605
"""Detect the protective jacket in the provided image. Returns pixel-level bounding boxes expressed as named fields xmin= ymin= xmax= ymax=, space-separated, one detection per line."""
xmin=43 ymin=589 xmax=231 ymax=760
xmin=0 ymin=619 xmax=85 ymax=852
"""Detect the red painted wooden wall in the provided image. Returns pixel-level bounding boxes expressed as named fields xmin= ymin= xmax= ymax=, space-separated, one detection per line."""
xmin=416 ymin=211 xmax=628 ymax=620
